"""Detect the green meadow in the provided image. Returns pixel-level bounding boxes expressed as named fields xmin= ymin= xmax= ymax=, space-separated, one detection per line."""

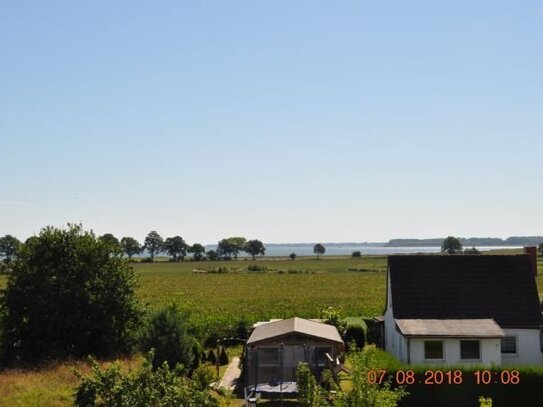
xmin=134 ymin=256 xmax=387 ymax=331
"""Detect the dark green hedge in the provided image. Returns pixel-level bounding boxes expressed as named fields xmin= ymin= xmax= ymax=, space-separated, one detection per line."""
xmin=393 ymin=366 xmax=543 ymax=407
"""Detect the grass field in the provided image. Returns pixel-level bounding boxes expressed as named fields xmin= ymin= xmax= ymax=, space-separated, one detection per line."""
xmin=0 ymin=252 xmax=542 ymax=406
xmin=134 ymin=256 xmax=388 ymax=338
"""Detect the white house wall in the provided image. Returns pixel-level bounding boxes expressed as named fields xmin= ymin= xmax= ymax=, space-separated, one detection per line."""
xmin=384 ymin=274 xmax=410 ymax=363
xmin=409 ymin=337 xmax=501 ymax=366
xmin=501 ymin=328 xmax=543 ymax=365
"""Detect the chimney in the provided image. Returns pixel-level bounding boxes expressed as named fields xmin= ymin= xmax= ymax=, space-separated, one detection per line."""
xmin=524 ymin=246 xmax=538 ymax=276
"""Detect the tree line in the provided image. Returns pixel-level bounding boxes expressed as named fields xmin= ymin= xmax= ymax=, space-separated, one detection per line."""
xmin=0 ymin=232 xmax=333 ymax=263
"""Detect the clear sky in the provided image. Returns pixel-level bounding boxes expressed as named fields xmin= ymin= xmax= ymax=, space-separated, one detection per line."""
xmin=1 ymin=1 xmax=542 ymax=244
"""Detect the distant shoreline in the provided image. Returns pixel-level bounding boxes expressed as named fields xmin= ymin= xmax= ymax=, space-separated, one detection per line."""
xmin=134 ymin=244 xmax=523 ymax=259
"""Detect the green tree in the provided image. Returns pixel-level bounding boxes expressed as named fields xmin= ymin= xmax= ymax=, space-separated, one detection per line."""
xmin=144 ymin=231 xmax=163 ymax=261
xmin=333 ymin=345 xmax=407 ymax=407
xmin=217 ymin=237 xmax=246 ymax=260
xmin=0 ymin=224 xmax=142 ymax=365
xmin=352 ymin=250 xmax=362 ymax=258
xmin=216 ymin=239 xmax=232 ymax=259
xmin=0 ymin=234 xmax=21 ymax=262
xmin=289 ymin=252 xmax=297 ymax=261
xmin=441 ymin=236 xmax=463 ymax=254
xmin=164 ymin=236 xmax=188 ymax=262
xmin=120 ymin=237 xmax=142 ymax=260
xmin=206 ymin=250 xmax=219 ymax=261
xmin=539 ymin=242 xmax=543 ymax=256
xmin=139 ymin=305 xmax=199 ymax=372
xmin=98 ymin=233 xmax=121 ymax=251
xmin=188 ymin=243 xmax=206 ymax=261
xmin=245 ymin=239 xmax=266 ymax=261
xmin=313 ymin=243 xmax=326 ymax=259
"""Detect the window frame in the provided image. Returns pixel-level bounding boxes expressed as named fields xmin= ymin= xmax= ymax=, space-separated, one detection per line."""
xmin=460 ymin=339 xmax=481 ymax=361
xmin=424 ymin=340 xmax=444 ymax=361
xmin=501 ymin=335 xmax=518 ymax=356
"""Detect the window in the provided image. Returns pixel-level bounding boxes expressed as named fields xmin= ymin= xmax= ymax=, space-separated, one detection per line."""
xmin=424 ymin=341 xmax=443 ymax=360
xmin=501 ymin=336 xmax=517 ymax=354
xmin=460 ymin=340 xmax=480 ymax=360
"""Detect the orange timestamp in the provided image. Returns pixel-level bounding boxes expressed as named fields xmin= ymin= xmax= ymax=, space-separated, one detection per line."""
xmin=367 ymin=369 xmax=520 ymax=385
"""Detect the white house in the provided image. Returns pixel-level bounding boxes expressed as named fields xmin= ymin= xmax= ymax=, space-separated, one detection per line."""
xmin=384 ymin=254 xmax=543 ymax=366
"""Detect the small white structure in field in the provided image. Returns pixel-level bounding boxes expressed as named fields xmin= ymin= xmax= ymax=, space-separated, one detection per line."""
xmin=384 ymin=254 xmax=543 ymax=366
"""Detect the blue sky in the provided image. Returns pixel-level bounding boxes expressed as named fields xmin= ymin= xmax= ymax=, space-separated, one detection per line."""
xmin=1 ymin=1 xmax=542 ymax=244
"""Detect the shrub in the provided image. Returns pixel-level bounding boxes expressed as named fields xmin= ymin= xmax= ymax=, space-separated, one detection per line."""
xmin=235 ymin=318 xmax=250 ymax=339
xmin=141 ymin=257 xmax=154 ymax=263
xmin=139 ymin=304 xmax=200 ymax=372
xmin=191 ymin=364 xmax=216 ymax=391
xmin=0 ymin=262 xmax=11 ymax=274
xmin=289 ymin=253 xmax=297 ymax=260
xmin=219 ymin=347 xmax=229 ymax=366
xmin=334 ymin=345 xmax=407 ymax=407
xmin=208 ymin=266 xmax=231 ymax=274
xmin=247 ymin=264 xmax=268 ymax=272
xmin=352 ymin=251 xmax=362 ymax=258
xmin=74 ymin=353 xmax=224 ymax=407
xmin=321 ymin=306 xmax=346 ymax=332
xmin=296 ymin=362 xmax=328 ymax=407
xmin=0 ymin=224 xmax=142 ymax=366
xmin=343 ymin=319 xmax=367 ymax=349
xmin=207 ymin=349 xmax=217 ymax=365
xmin=364 ymin=318 xmax=382 ymax=345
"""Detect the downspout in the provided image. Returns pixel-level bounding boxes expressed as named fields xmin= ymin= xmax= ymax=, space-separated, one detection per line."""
xmin=407 ymin=337 xmax=411 ymax=364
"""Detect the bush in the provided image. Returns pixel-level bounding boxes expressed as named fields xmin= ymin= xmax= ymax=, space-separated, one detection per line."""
xmin=219 ymin=347 xmax=229 ymax=366
xmin=207 ymin=349 xmax=217 ymax=365
xmin=235 ymin=318 xmax=250 ymax=339
xmin=74 ymin=353 xmax=224 ymax=407
xmin=191 ymin=364 xmax=216 ymax=391
xmin=0 ymin=224 xmax=142 ymax=366
xmin=140 ymin=257 xmax=154 ymax=263
xmin=352 ymin=251 xmax=362 ymax=258
xmin=296 ymin=362 xmax=328 ymax=407
xmin=343 ymin=318 xmax=367 ymax=349
xmin=0 ymin=262 xmax=11 ymax=274
xmin=321 ymin=306 xmax=346 ymax=332
xmin=364 ymin=317 xmax=382 ymax=346
xmin=334 ymin=345 xmax=407 ymax=407
xmin=247 ymin=264 xmax=270 ymax=272
xmin=139 ymin=304 xmax=200 ymax=372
